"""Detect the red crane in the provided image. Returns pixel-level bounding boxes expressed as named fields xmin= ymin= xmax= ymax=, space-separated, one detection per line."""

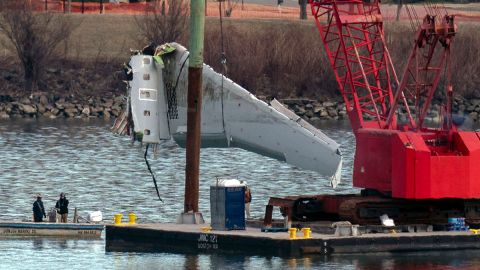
xmin=262 ymin=0 xmax=480 ymax=226
xmin=309 ymin=0 xmax=480 ymax=200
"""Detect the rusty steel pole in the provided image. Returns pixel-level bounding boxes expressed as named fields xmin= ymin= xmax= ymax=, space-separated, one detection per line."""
xmin=184 ymin=0 xmax=205 ymax=214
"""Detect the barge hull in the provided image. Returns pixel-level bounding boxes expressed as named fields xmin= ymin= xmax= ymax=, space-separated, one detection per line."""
xmin=105 ymin=223 xmax=480 ymax=256
xmin=0 ymin=222 xmax=104 ymax=238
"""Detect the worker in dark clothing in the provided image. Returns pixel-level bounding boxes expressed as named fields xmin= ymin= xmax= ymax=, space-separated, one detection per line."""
xmin=32 ymin=194 xmax=46 ymax=222
xmin=244 ymin=183 xmax=252 ymax=219
xmin=55 ymin=193 xmax=69 ymax=223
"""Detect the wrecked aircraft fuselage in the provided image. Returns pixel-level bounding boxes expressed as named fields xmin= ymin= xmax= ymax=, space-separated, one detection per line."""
xmin=113 ymin=43 xmax=343 ymax=187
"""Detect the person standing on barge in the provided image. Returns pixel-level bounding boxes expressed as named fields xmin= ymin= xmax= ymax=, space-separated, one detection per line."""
xmin=245 ymin=183 xmax=252 ymax=219
xmin=33 ymin=194 xmax=46 ymax=222
xmin=55 ymin=192 xmax=69 ymax=223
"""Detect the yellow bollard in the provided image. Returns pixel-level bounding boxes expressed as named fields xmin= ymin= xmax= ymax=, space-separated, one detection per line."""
xmin=201 ymin=226 xmax=211 ymax=232
xmin=288 ymin=228 xmax=297 ymax=240
xmin=301 ymin=228 xmax=311 ymax=239
xmin=114 ymin=213 xmax=123 ymax=225
xmin=128 ymin=213 xmax=137 ymax=224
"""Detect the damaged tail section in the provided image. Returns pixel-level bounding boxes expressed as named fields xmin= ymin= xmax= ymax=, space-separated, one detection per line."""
xmin=113 ymin=43 xmax=343 ymax=187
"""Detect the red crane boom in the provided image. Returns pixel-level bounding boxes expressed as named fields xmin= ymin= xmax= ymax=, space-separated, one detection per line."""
xmin=309 ymin=0 xmax=415 ymax=132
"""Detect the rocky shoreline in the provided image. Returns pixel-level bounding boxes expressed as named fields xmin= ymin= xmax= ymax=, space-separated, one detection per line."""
xmin=0 ymin=93 xmax=126 ymax=120
xmin=280 ymin=95 xmax=480 ymax=123
xmin=0 ymin=93 xmax=479 ymax=124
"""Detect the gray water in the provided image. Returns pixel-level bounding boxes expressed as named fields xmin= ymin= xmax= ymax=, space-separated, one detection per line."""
xmin=0 ymin=118 xmax=479 ymax=270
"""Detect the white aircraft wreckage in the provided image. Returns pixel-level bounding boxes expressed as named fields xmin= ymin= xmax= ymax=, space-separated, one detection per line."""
xmin=112 ymin=43 xmax=343 ymax=187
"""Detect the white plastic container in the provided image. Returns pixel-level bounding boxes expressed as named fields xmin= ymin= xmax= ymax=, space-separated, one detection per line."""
xmin=380 ymin=214 xmax=395 ymax=227
xmin=87 ymin=211 xmax=103 ymax=223
xmin=213 ymin=178 xmax=247 ymax=187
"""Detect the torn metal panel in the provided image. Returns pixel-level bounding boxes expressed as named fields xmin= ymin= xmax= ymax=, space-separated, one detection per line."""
xmin=129 ymin=55 xmax=170 ymax=143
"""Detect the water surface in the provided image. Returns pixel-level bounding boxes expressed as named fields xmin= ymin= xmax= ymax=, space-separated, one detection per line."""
xmin=0 ymin=118 xmax=478 ymax=269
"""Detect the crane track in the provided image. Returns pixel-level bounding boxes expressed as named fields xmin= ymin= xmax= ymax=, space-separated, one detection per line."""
xmin=337 ymin=197 xmax=480 ymax=225
xmin=280 ymin=195 xmax=480 ymax=225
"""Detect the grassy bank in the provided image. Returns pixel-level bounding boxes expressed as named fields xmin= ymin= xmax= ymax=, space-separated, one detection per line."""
xmin=1 ymin=14 xmax=480 ymax=100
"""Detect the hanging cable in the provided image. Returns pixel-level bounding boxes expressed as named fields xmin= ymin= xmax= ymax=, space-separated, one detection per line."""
xmin=442 ymin=51 xmax=448 ymax=129
xmin=144 ymin=143 xmax=163 ymax=202
xmin=173 ymin=54 xmax=189 ymax=95
xmin=218 ymin=0 xmax=227 ymax=133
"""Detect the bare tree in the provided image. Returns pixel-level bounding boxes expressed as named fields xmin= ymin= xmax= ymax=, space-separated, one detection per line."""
xmin=223 ymin=0 xmax=238 ymax=18
xmin=396 ymin=0 xmax=403 ymax=22
xmin=0 ymin=0 xmax=79 ymax=92
xmin=299 ymin=0 xmax=308 ymax=20
xmin=135 ymin=0 xmax=189 ymax=45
